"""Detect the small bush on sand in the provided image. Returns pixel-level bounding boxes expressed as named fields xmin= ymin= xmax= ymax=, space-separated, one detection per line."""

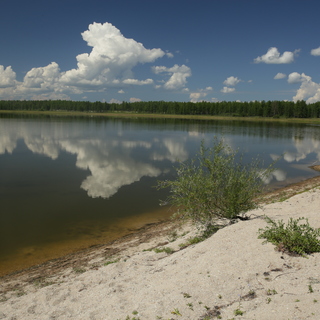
xmin=258 ymin=216 xmax=320 ymax=256
xmin=158 ymin=137 xmax=275 ymax=232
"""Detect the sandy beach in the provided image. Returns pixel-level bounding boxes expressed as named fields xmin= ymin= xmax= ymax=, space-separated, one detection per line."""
xmin=1 ymin=177 xmax=320 ymax=320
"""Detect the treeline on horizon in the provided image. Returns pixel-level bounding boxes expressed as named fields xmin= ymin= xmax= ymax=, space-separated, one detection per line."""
xmin=1 ymin=99 xmax=320 ymax=118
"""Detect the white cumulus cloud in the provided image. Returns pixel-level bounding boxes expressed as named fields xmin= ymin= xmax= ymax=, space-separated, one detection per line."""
xmin=289 ymin=72 xmax=320 ymax=103
xmin=223 ymin=76 xmax=241 ymax=86
xmin=23 ymin=62 xmax=61 ymax=89
xmin=254 ymin=47 xmax=299 ymax=64
xmin=122 ymin=78 xmax=153 ymax=85
xmin=288 ymin=72 xmax=306 ymax=84
xmin=274 ymin=72 xmax=286 ymax=79
xmin=0 ymin=66 xmax=16 ymax=88
xmin=60 ymin=22 xmax=165 ymax=90
xmin=0 ymin=22 xmax=169 ymax=100
xmin=221 ymin=87 xmax=235 ymax=93
xmin=189 ymin=87 xmax=213 ymax=102
xmin=189 ymin=92 xmax=207 ymax=102
xmin=311 ymin=47 xmax=320 ymax=56
xmin=152 ymin=64 xmax=191 ymax=90
xmin=130 ymin=97 xmax=141 ymax=102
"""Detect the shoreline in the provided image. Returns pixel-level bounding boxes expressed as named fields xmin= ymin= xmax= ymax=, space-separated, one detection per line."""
xmin=0 ymin=206 xmax=175 ymax=278
xmin=0 ymin=176 xmax=307 ymax=279
xmin=2 ymin=109 xmax=320 ymax=124
xmin=1 ymin=174 xmax=320 ymax=283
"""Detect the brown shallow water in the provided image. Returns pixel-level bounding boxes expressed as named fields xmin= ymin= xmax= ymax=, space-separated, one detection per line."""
xmin=0 ymin=206 xmax=174 ymax=277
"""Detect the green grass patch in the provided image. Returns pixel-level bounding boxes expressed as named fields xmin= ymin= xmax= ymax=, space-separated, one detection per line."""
xmin=103 ymin=259 xmax=120 ymax=266
xmin=153 ymin=247 xmax=174 ymax=254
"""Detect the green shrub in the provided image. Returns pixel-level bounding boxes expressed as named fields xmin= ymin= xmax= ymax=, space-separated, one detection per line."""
xmin=158 ymin=137 xmax=275 ymax=229
xmin=258 ymin=216 xmax=320 ymax=256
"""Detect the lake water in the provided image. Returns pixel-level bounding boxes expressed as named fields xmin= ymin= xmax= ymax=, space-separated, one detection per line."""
xmin=1 ymin=114 xmax=320 ymax=275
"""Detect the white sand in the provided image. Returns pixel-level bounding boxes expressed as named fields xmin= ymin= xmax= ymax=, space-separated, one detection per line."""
xmin=1 ymin=188 xmax=320 ymax=320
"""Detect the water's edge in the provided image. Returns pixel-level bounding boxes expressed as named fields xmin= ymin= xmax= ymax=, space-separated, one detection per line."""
xmin=1 ymin=174 xmax=320 ymax=281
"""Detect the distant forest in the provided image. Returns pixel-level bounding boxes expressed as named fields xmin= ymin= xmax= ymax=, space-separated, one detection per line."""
xmin=1 ymin=99 xmax=320 ymax=118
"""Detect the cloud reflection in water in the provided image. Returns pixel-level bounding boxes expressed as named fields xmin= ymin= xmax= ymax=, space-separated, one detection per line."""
xmin=0 ymin=120 xmax=189 ymax=199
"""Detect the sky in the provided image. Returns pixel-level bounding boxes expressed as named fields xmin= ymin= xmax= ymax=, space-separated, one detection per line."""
xmin=1 ymin=0 xmax=320 ymax=104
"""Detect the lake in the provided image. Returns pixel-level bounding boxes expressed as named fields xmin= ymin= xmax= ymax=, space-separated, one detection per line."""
xmin=1 ymin=114 xmax=320 ymax=276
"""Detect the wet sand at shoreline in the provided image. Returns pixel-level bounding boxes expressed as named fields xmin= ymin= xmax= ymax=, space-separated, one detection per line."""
xmin=0 ymin=206 xmax=174 ymax=277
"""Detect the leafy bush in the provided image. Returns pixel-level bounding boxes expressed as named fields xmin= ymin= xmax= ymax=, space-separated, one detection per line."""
xmin=258 ymin=216 xmax=320 ymax=256
xmin=158 ymin=137 xmax=275 ymax=229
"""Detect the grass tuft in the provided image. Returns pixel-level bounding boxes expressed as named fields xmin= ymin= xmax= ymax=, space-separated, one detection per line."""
xmin=153 ymin=247 xmax=174 ymax=254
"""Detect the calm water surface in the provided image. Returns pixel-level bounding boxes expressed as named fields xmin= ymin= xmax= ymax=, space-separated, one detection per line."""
xmin=1 ymin=115 xmax=320 ymax=275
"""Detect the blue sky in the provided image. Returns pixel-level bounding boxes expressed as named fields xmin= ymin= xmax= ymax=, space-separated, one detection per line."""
xmin=1 ymin=0 xmax=320 ymax=103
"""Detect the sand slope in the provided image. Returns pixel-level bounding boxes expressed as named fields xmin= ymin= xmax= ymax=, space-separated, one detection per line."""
xmin=1 ymin=188 xmax=320 ymax=320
